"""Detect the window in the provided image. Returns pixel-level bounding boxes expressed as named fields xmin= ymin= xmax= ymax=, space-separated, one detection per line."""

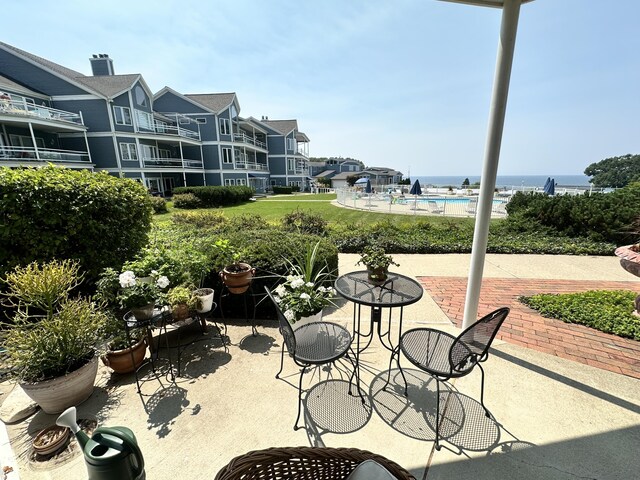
xmin=224 ymin=178 xmax=236 ymax=186
xmin=156 ymin=121 xmax=167 ymax=133
xmin=237 ymin=178 xmax=246 ymax=186
xmin=271 ymin=180 xmax=277 ymax=186
xmin=113 ymin=106 xmax=132 ymax=125
xmin=179 ymin=117 xmax=190 ymax=125
xmin=9 ymin=134 xmax=44 ymax=148
xmin=222 ymin=148 xmax=233 ymax=164
xmin=287 ymin=158 xmax=295 ymax=171
xmin=219 ymin=118 xmax=230 ymax=135
xmin=140 ymin=145 xmax=157 ymax=160
xmin=119 ymin=143 xmax=138 ymax=161
xmin=195 ymin=118 xmax=207 ymax=124
xmin=134 ymin=86 xmax=147 ymax=107
xmin=135 ymin=110 xmax=153 ymax=130
xmin=159 ymin=149 xmax=171 ymax=159
xmin=287 ymin=138 xmax=296 ymax=152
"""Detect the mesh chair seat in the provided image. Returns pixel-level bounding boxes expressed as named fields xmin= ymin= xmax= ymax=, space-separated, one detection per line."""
xmin=293 ymin=322 xmax=352 ymax=364
xmin=400 ymin=329 xmax=474 ymax=378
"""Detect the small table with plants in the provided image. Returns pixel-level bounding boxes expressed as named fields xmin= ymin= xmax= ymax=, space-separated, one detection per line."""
xmin=334 ymin=270 xmax=423 ymax=379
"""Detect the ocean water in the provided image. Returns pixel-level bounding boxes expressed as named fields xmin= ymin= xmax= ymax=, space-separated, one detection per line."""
xmin=412 ymin=174 xmax=590 ymax=188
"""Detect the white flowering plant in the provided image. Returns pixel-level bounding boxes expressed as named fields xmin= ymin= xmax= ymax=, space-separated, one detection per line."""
xmin=272 ymin=275 xmax=336 ymax=323
xmin=272 ymin=240 xmax=337 ymax=324
xmin=96 ymin=268 xmax=170 ymax=310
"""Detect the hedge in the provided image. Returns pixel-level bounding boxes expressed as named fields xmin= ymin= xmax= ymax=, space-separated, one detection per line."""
xmin=272 ymin=186 xmax=293 ymax=194
xmin=172 ymin=186 xmax=254 ymax=207
xmin=505 ymin=183 xmax=640 ymax=244
xmin=0 ymin=166 xmax=152 ymax=278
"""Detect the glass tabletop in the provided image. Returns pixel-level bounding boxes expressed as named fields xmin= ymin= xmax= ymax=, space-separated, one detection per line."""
xmin=334 ymin=271 xmax=423 ymax=308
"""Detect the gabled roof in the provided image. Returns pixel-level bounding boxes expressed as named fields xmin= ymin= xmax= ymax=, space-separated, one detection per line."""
xmin=262 ymin=119 xmax=298 ymax=136
xmin=76 ymin=74 xmax=140 ymax=98
xmin=184 ymin=93 xmax=237 ymax=114
xmin=296 ymin=131 xmax=310 ymax=142
xmin=330 ymin=172 xmax=354 ymax=180
xmin=314 ymin=170 xmax=336 ymax=178
xmin=0 ymin=41 xmax=85 ymax=81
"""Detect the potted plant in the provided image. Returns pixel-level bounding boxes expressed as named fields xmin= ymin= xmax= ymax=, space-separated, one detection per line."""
xmin=272 ymin=241 xmax=336 ymax=325
xmin=100 ymin=312 xmax=147 ymax=374
xmin=356 ymin=246 xmax=400 ymax=284
xmin=193 ymin=287 xmax=215 ymax=313
xmin=216 ymin=239 xmax=255 ymax=294
xmin=96 ymin=268 xmax=170 ymax=321
xmin=167 ymin=286 xmax=198 ymax=322
xmin=1 ymin=260 xmax=108 ymax=414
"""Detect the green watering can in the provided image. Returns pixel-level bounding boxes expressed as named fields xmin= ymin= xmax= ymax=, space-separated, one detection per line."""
xmin=57 ymin=407 xmax=145 ymax=480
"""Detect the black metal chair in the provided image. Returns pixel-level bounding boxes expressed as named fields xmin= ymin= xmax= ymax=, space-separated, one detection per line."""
xmin=386 ymin=307 xmax=510 ymax=450
xmin=264 ymin=287 xmax=361 ymax=430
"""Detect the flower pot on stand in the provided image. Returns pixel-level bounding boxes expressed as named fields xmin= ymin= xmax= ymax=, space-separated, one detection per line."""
xmin=102 ymin=337 xmax=147 ymax=374
xmin=220 ymin=263 xmax=255 ymax=294
xmin=615 ymin=244 xmax=640 ymax=315
xmin=171 ymin=303 xmax=190 ymax=322
xmin=194 ymin=288 xmax=215 ymax=313
xmin=293 ymin=310 xmax=324 ymax=329
xmin=131 ymin=303 xmax=155 ymax=321
xmin=367 ymin=266 xmax=388 ymax=285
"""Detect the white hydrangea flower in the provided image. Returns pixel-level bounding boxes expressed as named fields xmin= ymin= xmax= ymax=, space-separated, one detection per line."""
xmin=273 ymin=295 xmax=282 ymax=303
xmin=305 ymin=282 xmax=314 ymax=288
xmin=330 ymin=288 xmax=337 ymax=295
xmin=291 ymin=278 xmax=305 ymax=289
xmin=156 ymin=276 xmax=170 ymax=289
xmin=275 ymin=285 xmax=287 ymax=297
xmin=119 ymin=271 xmax=136 ymax=288
xmin=151 ymin=270 xmax=159 ymax=276
xmin=286 ymin=275 xmax=296 ymax=282
xmin=317 ymin=286 xmax=326 ymax=293
xmin=284 ymin=310 xmax=295 ymax=322
xmin=300 ymin=293 xmax=311 ymax=300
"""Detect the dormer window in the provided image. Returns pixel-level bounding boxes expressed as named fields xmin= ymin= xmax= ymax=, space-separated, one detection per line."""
xmin=219 ymin=118 xmax=230 ymax=135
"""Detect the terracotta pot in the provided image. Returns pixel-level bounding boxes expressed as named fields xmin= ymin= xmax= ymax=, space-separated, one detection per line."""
xmin=615 ymin=245 xmax=640 ymax=277
xmin=220 ymin=263 xmax=255 ymax=294
xmin=20 ymin=356 xmax=99 ymax=415
xmin=194 ymin=288 xmax=214 ymax=313
xmin=171 ymin=303 xmax=190 ymax=322
xmin=102 ymin=337 xmax=147 ymax=374
xmin=131 ymin=303 xmax=155 ymax=321
xmin=33 ymin=425 xmax=69 ymax=456
xmin=367 ymin=266 xmax=388 ymax=285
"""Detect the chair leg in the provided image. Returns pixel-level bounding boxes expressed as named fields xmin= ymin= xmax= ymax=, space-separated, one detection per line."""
xmin=478 ymin=362 xmax=490 ymax=418
xmin=434 ymin=379 xmax=441 ymax=451
xmin=275 ymin=343 xmax=285 ymax=379
xmin=294 ymin=366 xmax=307 ymax=430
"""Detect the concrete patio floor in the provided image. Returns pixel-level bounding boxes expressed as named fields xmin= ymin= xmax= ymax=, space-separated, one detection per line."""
xmin=2 ymin=254 xmax=640 ymax=479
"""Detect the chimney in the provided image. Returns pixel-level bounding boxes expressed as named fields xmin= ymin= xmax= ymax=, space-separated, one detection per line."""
xmin=89 ymin=54 xmax=115 ymax=76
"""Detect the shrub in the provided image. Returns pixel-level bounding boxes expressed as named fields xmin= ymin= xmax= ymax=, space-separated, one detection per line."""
xmin=150 ymin=196 xmax=168 ymax=214
xmin=172 ymin=210 xmax=227 ymax=229
xmin=273 ymin=186 xmax=293 ymax=194
xmin=173 ymin=186 xmax=254 ymax=207
xmin=281 ymin=210 xmax=328 ymax=236
xmin=173 ymin=193 xmax=202 ymax=209
xmin=0 ymin=166 xmax=152 ymax=278
xmin=520 ymin=290 xmax=640 ymax=340
xmin=505 ymin=183 xmax=640 ymax=244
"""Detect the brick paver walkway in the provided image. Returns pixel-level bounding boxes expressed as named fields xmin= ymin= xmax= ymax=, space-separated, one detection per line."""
xmin=418 ymin=277 xmax=640 ymax=379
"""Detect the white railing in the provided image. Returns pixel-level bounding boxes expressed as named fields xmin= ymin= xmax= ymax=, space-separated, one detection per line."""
xmin=335 ymin=188 xmax=509 ymax=218
xmin=0 ymin=146 xmax=90 ymax=163
xmin=142 ymin=157 xmax=203 ymax=168
xmin=0 ymin=99 xmax=84 ymax=125
xmin=137 ymin=123 xmax=201 ymax=141
xmin=233 ymin=133 xmax=267 ymax=149
xmin=235 ymin=161 xmax=268 ymax=171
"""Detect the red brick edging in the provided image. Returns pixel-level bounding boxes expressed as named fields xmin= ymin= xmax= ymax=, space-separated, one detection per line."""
xmin=417 ymin=276 xmax=640 ymax=379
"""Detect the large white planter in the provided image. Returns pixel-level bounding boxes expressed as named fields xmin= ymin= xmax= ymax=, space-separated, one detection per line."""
xmin=194 ymin=288 xmax=215 ymax=313
xmin=20 ymin=356 xmax=99 ymax=414
xmin=293 ymin=310 xmax=324 ymax=329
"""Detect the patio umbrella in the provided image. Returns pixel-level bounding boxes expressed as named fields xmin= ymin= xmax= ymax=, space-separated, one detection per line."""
xmin=543 ymin=177 xmax=551 ymax=191
xmin=409 ymin=179 xmax=422 ymax=213
xmin=544 ymin=178 xmax=555 ymax=195
xmin=365 ymin=179 xmax=372 ymax=209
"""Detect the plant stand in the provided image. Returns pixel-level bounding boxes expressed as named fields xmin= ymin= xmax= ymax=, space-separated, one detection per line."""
xmin=615 ymin=245 xmax=640 ymax=315
xmin=123 ymin=308 xmax=175 ymax=393
xmin=219 ymin=283 xmax=258 ymax=336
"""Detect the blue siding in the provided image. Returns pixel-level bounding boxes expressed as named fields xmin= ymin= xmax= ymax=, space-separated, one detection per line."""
xmin=218 ymin=109 xmax=232 ymax=142
xmin=0 ymin=50 xmax=90 ymax=96
xmin=268 ymin=156 xmax=287 ymax=175
xmin=112 ymin=93 xmax=134 ymax=133
xmin=205 ymin=172 xmax=222 ymax=186
xmin=53 ymin=99 xmax=112 ymax=131
xmin=87 ymin=137 xmax=118 ymax=168
xmin=266 ymin=135 xmax=285 ymax=154
xmin=185 ymin=173 xmax=205 ymax=186
xmin=202 ymin=145 xmax=219 ymax=169
xmin=154 ymin=92 xmax=208 ymax=114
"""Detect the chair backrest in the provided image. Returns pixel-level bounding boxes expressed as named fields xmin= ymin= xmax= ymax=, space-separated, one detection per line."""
xmin=449 ymin=307 xmax=509 ymax=373
xmin=264 ymin=286 xmax=296 ymax=355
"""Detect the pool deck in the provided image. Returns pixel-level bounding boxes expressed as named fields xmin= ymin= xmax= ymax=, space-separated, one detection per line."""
xmin=332 ymin=197 xmax=507 ymax=218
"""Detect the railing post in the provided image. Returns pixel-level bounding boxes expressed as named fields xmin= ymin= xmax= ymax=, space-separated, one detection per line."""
xmin=27 ymin=123 xmax=41 ymax=160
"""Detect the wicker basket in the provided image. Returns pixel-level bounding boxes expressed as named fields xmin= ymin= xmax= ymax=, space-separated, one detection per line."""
xmin=214 ymin=446 xmax=416 ymax=480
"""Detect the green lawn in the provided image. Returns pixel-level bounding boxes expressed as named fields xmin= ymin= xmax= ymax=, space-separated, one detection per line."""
xmin=158 ymin=194 xmax=476 ymax=228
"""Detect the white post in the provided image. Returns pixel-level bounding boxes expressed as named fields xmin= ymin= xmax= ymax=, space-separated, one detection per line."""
xmin=463 ymin=0 xmax=522 ymax=329
xmin=27 ymin=123 xmax=40 ymax=160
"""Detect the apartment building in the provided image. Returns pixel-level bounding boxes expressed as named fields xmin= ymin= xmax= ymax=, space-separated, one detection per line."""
xmin=0 ymin=42 xmax=310 ymax=195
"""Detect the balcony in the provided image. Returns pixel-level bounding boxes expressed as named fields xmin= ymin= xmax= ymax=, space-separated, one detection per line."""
xmin=235 ymin=161 xmax=268 ymax=171
xmin=233 ymin=133 xmax=267 ymax=150
xmin=0 ymin=146 xmax=90 ymax=163
xmin=142 ymin=157 xmax=204 ymax=169
xmin=135 ymin=110 xmax=200 ymax=141
xmin=0 ymin=100 xmax=85 ymax=126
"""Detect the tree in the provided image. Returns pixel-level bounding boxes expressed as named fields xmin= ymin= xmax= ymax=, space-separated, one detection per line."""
xmin=346 ymin=175 xmax=360 ymax=187
xmin=398 ymin=177 xmax=411 ymax=185
xmin=584 ymin=154 xmax=640 ymax=188
xmin=462 ymin=178 xmax=470 ymax=187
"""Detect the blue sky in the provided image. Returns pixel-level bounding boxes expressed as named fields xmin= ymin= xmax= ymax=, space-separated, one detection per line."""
xmin=3 ymin=0 xmax=639 ymax=176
